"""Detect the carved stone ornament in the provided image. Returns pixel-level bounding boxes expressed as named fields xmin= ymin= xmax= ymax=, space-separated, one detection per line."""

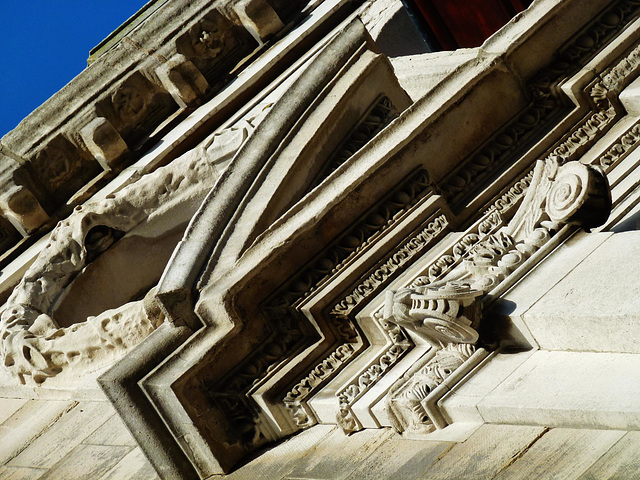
xmin=388 ymin=343 xmax=476 ymax=435
xmin=384 ymin=157 xmax=611 ymax=434
xmin=384 ymin=284 xmax=482 ymax=346
xmin=385 ymin=156 xmax=611 ymax=347
xmin=0 ymin=108 xmax=270 ymax=385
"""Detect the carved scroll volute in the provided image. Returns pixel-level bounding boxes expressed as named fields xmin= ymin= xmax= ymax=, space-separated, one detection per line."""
xmin=543 ymin=159 xmax=611 ymax=228
xmin=385 ymin=284 xmax=482 ymax=346
xmin=505 ymin=156 xmax=611 ymax=242
xmin=383 ymin=157 xmax=611 ymax=349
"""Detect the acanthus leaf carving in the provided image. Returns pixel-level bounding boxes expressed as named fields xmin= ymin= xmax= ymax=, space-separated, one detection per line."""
xmin=383 ymin=158 xmax=611 ymax=434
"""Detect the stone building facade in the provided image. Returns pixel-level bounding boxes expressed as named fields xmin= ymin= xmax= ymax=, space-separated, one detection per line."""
xmin=2 ymin=0 xmax=640 ymax=478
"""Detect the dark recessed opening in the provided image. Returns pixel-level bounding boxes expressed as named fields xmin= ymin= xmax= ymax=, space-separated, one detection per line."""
xmin=402 ymin=0 xmax=534 ymax=50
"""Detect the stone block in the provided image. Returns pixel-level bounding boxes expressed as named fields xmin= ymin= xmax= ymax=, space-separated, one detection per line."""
xmin=619 ymin=75 xmax=640 ymax=116
xmin=345 ymin=432 xmax=452 ymax=480
xmin=80 ymin=117 xmax=129 ymax=170
xmin=0 ymin=400 xmax=75 ymax=465
xmin=0 ymin=185 xmax=50 ymax=235
xmin=81 ymin=414 xmax=137 ymax=447
xmin=422 ymin=424 xmax=547 ymax=480
xmin=89 ymin=447 xmax=158 ymax=480
xmin=283 ymin=427 xmax=393 ymax=479
xmin=439 ymin=350 xmax=535 ymax=425
xmin=225 ymin=424 xmax=335 ymax=480
xmin=38 ymin=444 xmax=131 ymax=480
xmin=7 ymin=401 xmax=114 ymax=469
xmin=0 ymin=466 xmax=46 ymax=480
xmin=490 ymin=231 xmax=612 ymax=321
xmin=478 ymin=351 xmax=640 ymax=429
xmin=578 ymin=431 xmax=640 ymax=480
xmin=0 ymin=398 xmax=28 ymax=424
xmin=519 ymin=232 xmax=640 ymax=353
xmin=233 ymin=0 xmax=284 ymax=43
xmin=155 ymin=54 xmax=209 ymax=108
xmin=493 ymin=428 xmax=625 ymax=480
xmin=389 ymin=50 xmax=478 ymax=101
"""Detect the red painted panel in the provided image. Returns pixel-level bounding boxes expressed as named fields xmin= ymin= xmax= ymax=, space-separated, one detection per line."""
xmin=411 ymin=0 xmax=531 ymax=49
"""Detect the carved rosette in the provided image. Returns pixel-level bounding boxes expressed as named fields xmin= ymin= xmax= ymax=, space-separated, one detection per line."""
xmin=544 ymin=160 xmax=611 ymax=228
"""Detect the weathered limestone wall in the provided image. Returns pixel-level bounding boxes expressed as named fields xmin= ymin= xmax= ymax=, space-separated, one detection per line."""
xmin=0 ymin=398 xmax=157 ymax=480
xmin=2 ymin=396 xmax=639 ymax=480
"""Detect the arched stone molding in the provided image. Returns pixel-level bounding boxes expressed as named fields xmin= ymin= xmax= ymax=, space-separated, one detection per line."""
xmin=0 ymin=108 xmax=269 ymax=386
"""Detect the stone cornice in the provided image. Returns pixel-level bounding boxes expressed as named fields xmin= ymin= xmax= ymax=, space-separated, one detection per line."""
xmin=0 ymin=0 xmax=316 ymax=260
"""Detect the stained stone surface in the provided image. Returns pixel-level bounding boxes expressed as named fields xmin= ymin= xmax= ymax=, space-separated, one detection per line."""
xmin=492 ymin=428 xmax=626 ymax=480
xmin=7 ymin=402 xmax=116 ymax=469
xmin=578 ymin=431 xmax=640 ymax=480
xmin=0 ymin=399 xmax=158 ymax=480
xmin=3 ymin=399 xmax=640 ymax=479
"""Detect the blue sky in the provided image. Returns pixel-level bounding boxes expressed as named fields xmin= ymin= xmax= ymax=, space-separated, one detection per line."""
xmin=0 ymin=1 xmax=149 ymax=138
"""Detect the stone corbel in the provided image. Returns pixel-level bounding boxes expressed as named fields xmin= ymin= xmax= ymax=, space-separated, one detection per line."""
xmin=80 ymin=117 xmax=130 ymax=170
xmin=0 ymin=184 xmax=50 ymax=235
xmin=233 ymin=0 xmax=284 ymax=43
xmin=155 ymin=54 xmax=210 ymax=108
xmin=385 ymin=284 xmax=483 ymax=347
xmin=385 ymin=157 xmax=611 ymax=435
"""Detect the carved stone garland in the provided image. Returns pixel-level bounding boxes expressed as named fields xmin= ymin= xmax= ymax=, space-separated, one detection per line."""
xmin=385 ymin=157 xmax=611 ymax=435
xmin=0 ymin=111 xmax=268 ymax=385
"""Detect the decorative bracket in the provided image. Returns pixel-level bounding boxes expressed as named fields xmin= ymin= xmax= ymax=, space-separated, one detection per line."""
xmin=385 ymin=157 xmax=611 ymax=435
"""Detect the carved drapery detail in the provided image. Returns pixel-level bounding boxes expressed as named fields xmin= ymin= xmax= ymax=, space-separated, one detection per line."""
xmin=0 ymin=113 xmax=267 ymax=385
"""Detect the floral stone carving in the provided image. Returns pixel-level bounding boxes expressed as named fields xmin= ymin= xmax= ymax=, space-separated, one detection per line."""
xmin=385 ymin=157 xmax=611 ymax=434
